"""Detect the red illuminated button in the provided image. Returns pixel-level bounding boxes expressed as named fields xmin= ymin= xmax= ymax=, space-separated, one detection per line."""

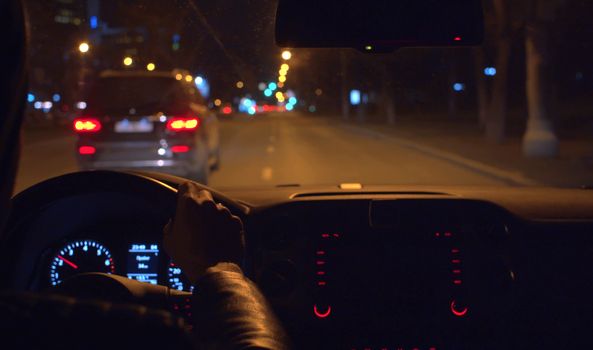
xmin=313 ymin=304 xmax=331 ymax=318
xmin=450 ymin=300 xmax=468 ymax=317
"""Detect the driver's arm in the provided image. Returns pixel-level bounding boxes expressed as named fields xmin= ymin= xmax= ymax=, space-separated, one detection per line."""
xmin=164 ymin=183 xmax=290 ymax=350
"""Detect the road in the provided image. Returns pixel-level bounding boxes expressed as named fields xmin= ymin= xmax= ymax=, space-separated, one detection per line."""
xmin=15 ymin=113 xmax=509 ymax=194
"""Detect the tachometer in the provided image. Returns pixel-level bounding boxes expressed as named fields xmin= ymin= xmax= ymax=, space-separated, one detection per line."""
xmin=49 ymin=240 xmax=115 ymax=286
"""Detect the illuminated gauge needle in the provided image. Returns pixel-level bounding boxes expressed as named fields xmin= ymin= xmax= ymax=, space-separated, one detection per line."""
xmin=58 ymin=255 xmax=78 ymax=269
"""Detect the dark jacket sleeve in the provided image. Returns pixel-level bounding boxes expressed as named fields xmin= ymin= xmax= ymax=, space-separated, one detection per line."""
xmin=192 ymin=263 xmax=291 ymax=350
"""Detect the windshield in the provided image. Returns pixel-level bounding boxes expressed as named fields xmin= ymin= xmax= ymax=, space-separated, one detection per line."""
xmin=16 ymin=0 xmax=593 ymax=192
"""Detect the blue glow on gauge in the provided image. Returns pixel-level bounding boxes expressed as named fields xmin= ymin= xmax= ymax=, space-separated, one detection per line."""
xmin=49 ymin=240 xmax=114 ymax=286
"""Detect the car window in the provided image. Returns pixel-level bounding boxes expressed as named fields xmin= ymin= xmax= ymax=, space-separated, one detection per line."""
xmin=15 ymin=0 xmax=593 ymax=192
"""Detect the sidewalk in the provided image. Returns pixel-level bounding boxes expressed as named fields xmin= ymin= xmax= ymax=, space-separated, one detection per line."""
xmin=340 ymin=116 xmax=593 ymax=188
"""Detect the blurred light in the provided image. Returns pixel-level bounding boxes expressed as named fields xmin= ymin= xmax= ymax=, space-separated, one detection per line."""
xmin=195 ymin=76 xmax=210 ymax=98
xmin=278 ymin=75 xmax=287 ymax=83
xmin=171 ymin=145 xmax=190 ymax=153
xmin=258 ymin=82 xmax=267 ymax=91
xmin=78 ymin=146 xmax=96 ymax=155
xmin=285 ymin=103 xmax=294 ymax=111
xmin=90 ymin=16 xmax=98 ymax=29
xmin=309 ymin=105 xmax=317 ymax=113
xmin=175 ymin=73 xmax=183 ymax=80
xmin=277 ymin=96 xmax=285 ymax=103
xmin=281 ymin=50 xmax=292 ymax=60
xmin=242 ymin=99 xmax=253 ymax=107
xmin=172 ymin=42 xmax=180 ymax=51
xmin=123 ymin=56 xmax=133 ymax=66
xmin=222 ymin=106 xmax=232 ymax=114
xmin=214 ymin=99 xmax=222 ymax=107
xmin=365 ymin=45 xmax=373 ymax=51
xmin=289 ymin=97 xmax=297 ymax=105
xmin=157 ymin=148 xmax=166 ymax=156
xmin=264 ymin=89 xmax=273 ymax=97
xmin=277 ymin=82 xmax=284 ymax=88
xmin=315 ymin=88 xmax=323 ymax=96
xmin=157 ymin=160 xmax=164 ymax=167
xmin=236 ymin=81 xmax=244 ymax=89
xmin=159 ymin=115 xmax=167 ymax=122
xmin=172 ymin=34 xmax=181 ymax=42
xmin=454 ymin=36 xmax=462 ymax=41
xmin=42 ymin=101 xmax=53 ymax=109
xmin=33 ymin=101 xmax=42 ymax=109
xmin=76 ymin=101 xmax=87 ymax=110
xmin=73 ymin=118 xmax=101 ymax=132
xmin=453 ymin=83 xmax=465 ymax=92
xmin=275 ymin=91 xmax=283 ymax=99
xmin=484 ymin=67 xmax=497 ymax=76
xmin=167 ymin=117 xmax=199 ymax=131
xmin=268 ymin=82 xmax=277 ymax=91
xmin=248 ymin=106 xmax=256 ymax=115
xmin=27 ymin=93 xmax=35 ymax=103
xmin=350 ymin=90 xmax=361 ymax=105
xmin=185 ymin=75 xmax=193 ymax=82
xmin=281 ymin=63 xmax=289 ymax=71
xmin=146 ymin=63 xmax=156 ymax=71
xmin=78 ymin=42 xmax=90 ymax=53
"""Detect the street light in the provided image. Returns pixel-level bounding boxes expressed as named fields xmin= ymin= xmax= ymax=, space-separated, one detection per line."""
xmin=278 ymin=75 xmax=287 ymax=83
xmin=281 ymin=63 xmax=290 ymax=71
xmin=146 ymin=63 xmax=156 ymax=71
xmin=78 ymin=42 xmax=90 ymax=53
xmin=236 ymin=81 xmax=244 ymax=89
xmin=123 ymin=57 xmax=133 ymax=66
xmin=281 ymin=50 xmax=292 ymax=60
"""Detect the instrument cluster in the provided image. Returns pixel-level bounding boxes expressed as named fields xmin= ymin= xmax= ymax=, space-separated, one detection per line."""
xmin=46 ymin=239 xmax=193 ymax=292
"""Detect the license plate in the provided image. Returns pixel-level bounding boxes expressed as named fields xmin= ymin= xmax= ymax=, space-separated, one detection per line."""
xmin=114 ymin=118 xmax=153 ymax=133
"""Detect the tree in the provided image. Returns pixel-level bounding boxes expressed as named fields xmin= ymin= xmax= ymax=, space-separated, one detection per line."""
xmin=474 ymin=0 xmax=513 ymax=143
xmin=521 ymin=0 xmax=564 ymax=157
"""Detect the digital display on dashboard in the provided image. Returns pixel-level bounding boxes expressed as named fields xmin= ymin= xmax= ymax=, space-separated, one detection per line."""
xmin=127 ymin=243 xmax=159 ymax=284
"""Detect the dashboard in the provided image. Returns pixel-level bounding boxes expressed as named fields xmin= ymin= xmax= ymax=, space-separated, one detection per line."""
xmin=3 ymin=171 xmax=593 ymax=349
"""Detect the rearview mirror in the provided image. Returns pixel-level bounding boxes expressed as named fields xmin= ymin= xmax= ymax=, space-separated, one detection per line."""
xmin=275 ymin=0 xmax=484 ymax=52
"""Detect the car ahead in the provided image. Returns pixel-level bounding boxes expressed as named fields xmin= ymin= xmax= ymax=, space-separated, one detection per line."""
xmin=74 ymin=70 xmax=220 ymax=184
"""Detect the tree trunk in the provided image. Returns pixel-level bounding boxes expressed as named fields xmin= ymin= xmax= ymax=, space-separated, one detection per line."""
xmin=522 ymin=19 xmax=559 ymax=157
xmin=381 ymin=60 xmax=396 ymax=124
xmin=447 ymin=51 xmax=459 ymax=119
xmin=484 ymin=0 xmax=512 ymax=143
xmin=340 ymin=51 xmax=350 ymax=120
xmin=474 ymin=48 xmax=489 ymax=128
xmin=485 ymin=36 xmax=511 ymax=143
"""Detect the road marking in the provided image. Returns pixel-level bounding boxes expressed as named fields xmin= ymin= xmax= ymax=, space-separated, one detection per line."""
xmin=266 ymin=145 xmax=275 ymax=154
xmin=261 ymin=166 xmax=273 ymax=181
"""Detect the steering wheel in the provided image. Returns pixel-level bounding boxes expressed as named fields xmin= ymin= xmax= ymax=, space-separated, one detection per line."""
xmin=0 ymin=170 xmax=247 ymax=289
xmin=0 ymin=171 xmax=253 ymax=348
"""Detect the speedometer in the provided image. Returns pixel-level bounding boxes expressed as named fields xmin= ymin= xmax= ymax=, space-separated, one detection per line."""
xmin=168 ymin=262 xmax=194 ymax=292
xmin=49 ymin=240 xmax=115 ymax=286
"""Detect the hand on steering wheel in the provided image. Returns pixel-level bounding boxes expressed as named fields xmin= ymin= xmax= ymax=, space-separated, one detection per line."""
xmin=164 ymin=182 xmax=245 ymax=284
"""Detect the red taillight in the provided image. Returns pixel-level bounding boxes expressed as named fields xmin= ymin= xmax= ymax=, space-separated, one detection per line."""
xmin=78 ymin=146 xmax=96 ymax=155
xmin=166 ymin=117 xmax=200 ymax=131
xmin=171 ymin=145 xmax=190 ymax=153
xmin=74 ymin=118 xmax=102 ymax=132
xmin=222 ymin=106 xmax=232 ymax=115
